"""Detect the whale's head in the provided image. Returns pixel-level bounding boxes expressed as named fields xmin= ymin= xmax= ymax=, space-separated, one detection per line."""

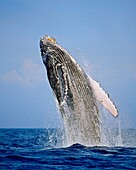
xmin=40 ymin=35 xmax=68 ymax=69
xmin=40 ymin=35 xmax=74 ymax=109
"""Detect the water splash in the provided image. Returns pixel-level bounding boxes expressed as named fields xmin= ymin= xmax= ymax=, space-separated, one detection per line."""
xmin=99 ymin=106 xmax=123 ymax=146
xmin=44 ymin=97 xmax=135 ymax=147
xmin=53 ymin=94 xmax=122 ymax=147
xmin=115 ymin=117 xmax=123 ymax=146
xmin=44 ymin=98 xmax=136 ymax=147
xmin=49 ymin=93 xmax=136 ymax=148
xmin=58 ymin=97 xmax=100 ymax=147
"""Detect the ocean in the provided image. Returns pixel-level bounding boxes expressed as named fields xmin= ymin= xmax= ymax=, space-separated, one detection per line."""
xmin=0 ymin=128 xmax=136 ymax=170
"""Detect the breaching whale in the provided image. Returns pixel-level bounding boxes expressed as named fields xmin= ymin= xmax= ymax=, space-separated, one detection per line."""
xmin=40 ymin=35 xmax=118 ymax=145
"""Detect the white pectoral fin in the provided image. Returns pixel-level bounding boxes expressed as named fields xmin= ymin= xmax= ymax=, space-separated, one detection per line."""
xmin=89 ymin=77 xmax=118 ymax=117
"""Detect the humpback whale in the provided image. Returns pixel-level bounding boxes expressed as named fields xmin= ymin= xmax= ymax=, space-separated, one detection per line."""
xmin=40 ymin=35 xmax=118 ymax=145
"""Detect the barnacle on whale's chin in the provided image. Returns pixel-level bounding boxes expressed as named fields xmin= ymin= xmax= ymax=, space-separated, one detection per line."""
xmin=40 ymin=35 xmax=56 ymax=45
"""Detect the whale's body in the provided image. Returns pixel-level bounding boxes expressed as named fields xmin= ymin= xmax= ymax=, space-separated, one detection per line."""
xmin=40 ymin=35 xmax=118 ymax=145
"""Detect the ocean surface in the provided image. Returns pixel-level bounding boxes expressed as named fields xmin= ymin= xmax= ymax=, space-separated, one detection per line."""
xmin=0 ymin=128 xmax=136 ymax=170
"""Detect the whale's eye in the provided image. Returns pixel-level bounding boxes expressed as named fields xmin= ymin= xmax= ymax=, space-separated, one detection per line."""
xmin=47 ymin=37 xmax=56 ymax=43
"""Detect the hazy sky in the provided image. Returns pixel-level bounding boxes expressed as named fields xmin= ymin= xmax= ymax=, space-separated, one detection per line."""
xmin=0 ymin=0 xmax=136 ymax=128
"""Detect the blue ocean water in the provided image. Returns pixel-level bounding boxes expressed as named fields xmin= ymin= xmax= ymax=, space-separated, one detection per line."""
xmin=0 ymin=129 xmax=136 ymax=170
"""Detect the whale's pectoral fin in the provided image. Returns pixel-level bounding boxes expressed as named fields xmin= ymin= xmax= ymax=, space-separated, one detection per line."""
xmin=89 ymin=77 xmax=118 ymax=117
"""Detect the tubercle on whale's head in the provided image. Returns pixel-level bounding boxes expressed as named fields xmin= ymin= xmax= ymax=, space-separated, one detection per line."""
xmin=40 ymin=35 xmax=56 ymax=48
xmin=47 ymin=37 xmax=56 ymax=43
